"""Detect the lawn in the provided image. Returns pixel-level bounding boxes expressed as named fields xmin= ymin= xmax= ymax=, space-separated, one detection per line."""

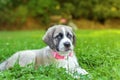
xmin=0 ymin=30 xmax=120 ymax=80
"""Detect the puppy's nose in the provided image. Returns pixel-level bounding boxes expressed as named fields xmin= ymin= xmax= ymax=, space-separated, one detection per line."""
xmin=64 ymin=42 xmax=70 ymax=47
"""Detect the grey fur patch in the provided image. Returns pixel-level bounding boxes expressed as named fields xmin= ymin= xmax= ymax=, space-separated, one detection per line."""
xmin=42 ymin=26 xmax=56 ymax=49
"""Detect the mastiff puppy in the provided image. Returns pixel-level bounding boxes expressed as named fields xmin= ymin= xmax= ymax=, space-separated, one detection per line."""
xmin=0 ymin=25 xmax=88 ymax=77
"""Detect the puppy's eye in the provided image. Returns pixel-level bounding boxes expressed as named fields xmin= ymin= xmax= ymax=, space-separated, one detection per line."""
xmin=55 ymin=33 xmax=63 ymax=39
xmin=67 ymin=33 xmax=72 ymax=39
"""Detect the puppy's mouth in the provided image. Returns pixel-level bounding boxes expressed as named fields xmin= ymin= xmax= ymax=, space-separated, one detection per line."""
xmin=56 ymin=47 xmax=72 ymax=52
xmin=61 ymin=47 xmax=72 ymax=52
xmin=64 ymin=47 xmax=72 ymax=51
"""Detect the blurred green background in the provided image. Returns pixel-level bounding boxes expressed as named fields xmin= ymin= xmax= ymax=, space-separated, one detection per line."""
xmin=0 ymin=0 xmax=120 ymax=30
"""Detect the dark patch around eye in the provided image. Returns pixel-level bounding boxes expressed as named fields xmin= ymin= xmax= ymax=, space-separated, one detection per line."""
xmin=55 ymin=33 xmax=63 ymax=39
xmin=54 ymin=33 xmax=63 ymax=51
xmin=67 ymin=32 xmax=72 ymax=39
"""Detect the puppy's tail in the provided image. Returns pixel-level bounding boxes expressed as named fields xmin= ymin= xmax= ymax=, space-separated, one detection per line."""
xmin=0 ymin=52 xmax=20 ymax=71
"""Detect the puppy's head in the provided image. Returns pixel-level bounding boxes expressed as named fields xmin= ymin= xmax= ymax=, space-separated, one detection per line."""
xmin=43 ymin=25 xmax=76 ymax=54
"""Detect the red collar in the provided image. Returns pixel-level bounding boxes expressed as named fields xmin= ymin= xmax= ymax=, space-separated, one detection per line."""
xmin=52 ymin=51 xmax=73 ymax=60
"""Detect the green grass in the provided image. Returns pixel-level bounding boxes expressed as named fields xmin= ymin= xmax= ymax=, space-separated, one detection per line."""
xmin=0 ymin=30 xmax=120 ymax=80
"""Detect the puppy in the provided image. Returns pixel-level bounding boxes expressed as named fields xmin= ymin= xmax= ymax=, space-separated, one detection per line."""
xmin=0 ymin=25 xmax=88 ymax=77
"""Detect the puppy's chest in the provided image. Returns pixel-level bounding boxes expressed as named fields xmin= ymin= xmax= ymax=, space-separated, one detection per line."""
xmin=56 ymin=56 xmax=77 ymax=69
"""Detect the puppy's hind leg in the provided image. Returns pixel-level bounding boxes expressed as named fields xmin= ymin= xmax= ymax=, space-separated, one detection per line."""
xmin=0 ymin=52 xmax=20 ymax=71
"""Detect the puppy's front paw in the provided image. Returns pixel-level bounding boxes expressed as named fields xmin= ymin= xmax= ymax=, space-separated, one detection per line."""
xmin=77 ymin=68 xmax=88 ymax=75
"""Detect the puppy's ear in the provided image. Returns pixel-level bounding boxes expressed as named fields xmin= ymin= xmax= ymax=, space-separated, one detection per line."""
xmin=73 ymin=33 xmax=76 ymax=46
xmin=42 ymin=26 xmax=56 ymax=49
